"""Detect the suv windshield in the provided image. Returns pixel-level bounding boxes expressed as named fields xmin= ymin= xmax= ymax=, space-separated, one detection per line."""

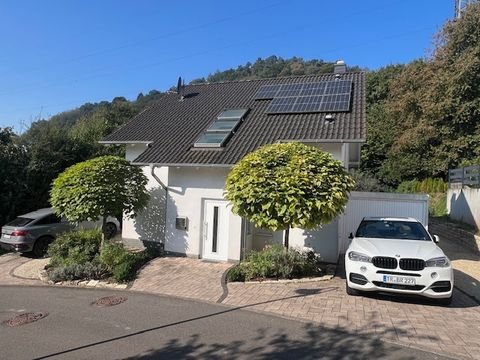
xmin=355 ymin=220 xmax=431 ymax=241
xmin=6 ymin=217 xmax=34 ymax=227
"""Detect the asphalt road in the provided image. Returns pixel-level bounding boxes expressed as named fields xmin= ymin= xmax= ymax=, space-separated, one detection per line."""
xmin=0 ymin=286 xmax=451 ymax=360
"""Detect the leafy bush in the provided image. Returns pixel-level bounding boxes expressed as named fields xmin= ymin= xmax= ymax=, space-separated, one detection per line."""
xmin=99 ymin=242 xmax=128 ymax=268
xmin=396 ymin=178 xmax=447 ymax=194
xmin=396 ymin=178 xmax=448 ymax=216
xmin=48 ymin=229 xmax=101 ymax=267
xmin=111 ymin=253 xmax=147 ymax=283
xmin=228 ymin=245 xmax=324 ymax=282
xmin=47 ymin=231 xmax=152 ymax=283
xmin=429 ymin=193 xmax=448 ymax=217
xmin=100 ymin=242 xmax=149 ymax=283
xmin=227 ymin=265 xmax=246 ymax=282
xmin=350 ymin=170 xmax=392 ymax=192
xmin=48 ymin=261 xmax=110 ymax=282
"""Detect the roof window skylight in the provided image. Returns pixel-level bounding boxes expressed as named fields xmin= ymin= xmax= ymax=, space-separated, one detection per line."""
xmin=194 ymin=108 xmax=249 ymax=148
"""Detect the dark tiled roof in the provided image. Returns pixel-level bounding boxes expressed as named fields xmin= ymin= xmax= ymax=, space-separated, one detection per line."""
xmin=102 ymin=72 xmax=366 ymax=165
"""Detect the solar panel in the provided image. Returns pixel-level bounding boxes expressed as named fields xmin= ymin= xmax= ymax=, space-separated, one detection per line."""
xmin=276 ymin=83 xmax=303 ymax=98
xmin=264 ymin=80 xmax=353 ymax=114
xmin=254 ymin=85 xmax=281 ymax=99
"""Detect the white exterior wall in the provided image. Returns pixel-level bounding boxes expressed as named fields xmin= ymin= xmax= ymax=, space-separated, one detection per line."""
xmin=123 ymin=141 xmax=366 ymax=263
xmin=447 ymin=187 xmax=480 ymax=230
xmin=122 ymin=144 xmax=168 ymax=248
xmin=166 ymin=167 xmax=242 ymax=261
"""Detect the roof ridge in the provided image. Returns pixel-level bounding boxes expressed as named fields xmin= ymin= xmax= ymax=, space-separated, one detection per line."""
xmin=186 ymin=71 xmax=365 ymax=87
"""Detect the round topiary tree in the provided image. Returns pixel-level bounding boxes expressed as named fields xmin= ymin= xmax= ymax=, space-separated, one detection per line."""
xmin=50 ymin=155 xmax=150 ymax=245
xmin=225 ymin=142 xmax=355 ymax=248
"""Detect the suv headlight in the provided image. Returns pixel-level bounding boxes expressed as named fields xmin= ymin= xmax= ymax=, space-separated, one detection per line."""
xmin=425 ymin=256 xmax=450 ymax=268
xmin=348 ymin=251 xmax=371 ymax=262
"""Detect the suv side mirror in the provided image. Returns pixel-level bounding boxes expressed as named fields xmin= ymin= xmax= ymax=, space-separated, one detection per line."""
xmin=433 ymin=235 xmax=440 ymax=243
xmin=348 ymin=233 xmax=354 ymax=239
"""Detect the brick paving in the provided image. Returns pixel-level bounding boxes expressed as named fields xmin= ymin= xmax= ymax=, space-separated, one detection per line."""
xmin=224 ymin=278 xmax=480 ymax=359
xmin=0 ymin=253 xmax=43 ymax=286
xmin=130 ymin=256 xmax=232 ymax=303
xmin=1 ymin=220 xmax=480 ymax=359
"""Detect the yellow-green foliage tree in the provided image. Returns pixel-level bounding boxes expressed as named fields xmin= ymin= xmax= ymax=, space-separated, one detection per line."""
xmin=50 ymin=156 xmax=149 ymax=244
xmin=225 ymin=143 xmax=355 ymax=248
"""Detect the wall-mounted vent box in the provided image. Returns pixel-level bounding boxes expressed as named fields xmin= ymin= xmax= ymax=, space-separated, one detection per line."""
xmin=175 ymin=217 xmax=188 ymax=230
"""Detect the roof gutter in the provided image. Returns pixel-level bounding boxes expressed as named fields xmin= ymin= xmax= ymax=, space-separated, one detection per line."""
xmin=278 ymin=139 xmax=366 ymax=144
xmin=133 ymin=162 xmax=233 ymax=168
xmin=98 ymin=140 xmax=154 ymax=145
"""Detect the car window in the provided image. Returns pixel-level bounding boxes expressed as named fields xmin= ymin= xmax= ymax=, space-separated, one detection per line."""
xmin=6 ymin=217 xmax=34 ymax=227
xmin=355 ymin=220 xmax=430 ymax=241
xmin=35 ymin=214 xmax=61 ymax=225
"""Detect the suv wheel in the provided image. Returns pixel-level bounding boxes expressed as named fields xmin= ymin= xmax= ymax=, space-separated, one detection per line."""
xmin=346 ymin=281 xmax=360 ymax=296
xmin=103 ymin=222 xmax=117 ymax=239
xmin=33 ymin=236 xmax=53 ymax=258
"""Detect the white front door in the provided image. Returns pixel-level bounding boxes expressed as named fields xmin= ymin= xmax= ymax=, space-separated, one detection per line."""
xmin=203 ymin=200 xmax=229 ymax=261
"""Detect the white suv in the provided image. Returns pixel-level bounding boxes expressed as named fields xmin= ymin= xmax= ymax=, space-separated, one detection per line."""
xmin=345 ymin=217 xmax=453 ymax=305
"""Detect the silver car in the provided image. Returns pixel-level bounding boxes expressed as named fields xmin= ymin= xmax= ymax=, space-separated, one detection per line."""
xmin=0 ymin=208 xmax=119 ymax=257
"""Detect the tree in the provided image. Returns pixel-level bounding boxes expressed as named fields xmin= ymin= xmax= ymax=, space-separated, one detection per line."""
xmin=50 ymin=156 xmax=149 ymax=244
xmin=366 ymin=3 xmax=480 ymax=184
xmin=0 ymin=127 xmax=30 ymax=225
xmin=225 ymin=143 xmax=355 ymax=248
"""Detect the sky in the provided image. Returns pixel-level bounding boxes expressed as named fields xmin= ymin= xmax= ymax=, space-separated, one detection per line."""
xmin=0 ymin=0 xmax=453 ymax=132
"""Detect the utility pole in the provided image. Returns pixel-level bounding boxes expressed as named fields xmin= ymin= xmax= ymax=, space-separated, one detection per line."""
xmin=455 ymin=0 xmax=477 ymax=19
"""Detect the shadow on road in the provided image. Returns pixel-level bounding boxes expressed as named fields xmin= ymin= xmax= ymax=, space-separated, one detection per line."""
xmin=123 ymin=323 xmax=422 ymax=360
xmin=31 ymin=284 xmax=452 ymax=360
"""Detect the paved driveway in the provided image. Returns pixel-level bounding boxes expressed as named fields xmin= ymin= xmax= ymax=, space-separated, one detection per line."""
xmin=224 ymin=277 xmax=480 ymax=359
xmin=130 ymin=257 xmax=232 ymax=303
xmin=128 ymin=255 xmax=480 ymax=359
xmin=1 ymin=220 xmax=480 ymax=359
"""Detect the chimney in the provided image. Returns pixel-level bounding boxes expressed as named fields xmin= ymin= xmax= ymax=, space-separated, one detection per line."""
xmin=334 ymin=60 xmax=347 ymax=74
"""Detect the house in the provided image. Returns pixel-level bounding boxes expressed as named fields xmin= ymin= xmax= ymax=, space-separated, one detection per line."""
xmin=100 ymin=62 xmax=366 ymax=263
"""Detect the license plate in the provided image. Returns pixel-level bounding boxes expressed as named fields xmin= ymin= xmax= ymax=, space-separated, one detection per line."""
xmin=383 ymin=275 xmax=416 ymax=285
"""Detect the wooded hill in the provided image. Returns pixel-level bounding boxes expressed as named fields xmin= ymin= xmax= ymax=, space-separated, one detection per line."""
xmin=1 ymin=3 xmax=479 ymax=224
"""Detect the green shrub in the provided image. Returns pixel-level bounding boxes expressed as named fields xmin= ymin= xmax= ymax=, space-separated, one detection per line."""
xmin=227 ymin=265 xmax=246 ymax=282
xmin=111 ymin=253 xmax=146 ymax=283
xmin=229 ymin=245 xmax=324 ymax=282
xmin=99 ymin=242 xmax=128 ymax=269
xmin=48 ymin=261 xmax=110 ymax=282
xmin=396 ymin=178 xmax=447 ymax=217
xmin=351 ymin=170 xmax=392 ymax=192
xmin=429 ymin=193 xmax=448 ymax=217
xmin=397 ymin=178 xmax=447 ymax=194
xmin=48 ymin=229 xmax=101 ymax=267
xmin=99 ymin=242 xmax=149 ymax=283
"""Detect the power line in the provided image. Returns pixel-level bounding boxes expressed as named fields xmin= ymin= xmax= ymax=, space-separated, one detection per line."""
xmin=1 ymin=24 xmax=436 ymax=123
xmin=0 ymin=1 xmax=283 ymax=79
xmin=0 ymin=0 xmax=404 ymax=98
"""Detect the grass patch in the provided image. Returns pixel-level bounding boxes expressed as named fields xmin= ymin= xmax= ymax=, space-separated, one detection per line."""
xmin=429 ymin=192 xmax=448 ymax=217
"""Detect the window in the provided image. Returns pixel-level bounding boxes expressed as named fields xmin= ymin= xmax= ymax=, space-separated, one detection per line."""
xmin=36 ymin=214 xmax=61 ymax=225
xmin=355 ymin=220 xmax=430 ymax=241
xmin=6 ymin=217 xmax=34 ymax=227
xmin=194 ymin=108 xmax=249 ymax=148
